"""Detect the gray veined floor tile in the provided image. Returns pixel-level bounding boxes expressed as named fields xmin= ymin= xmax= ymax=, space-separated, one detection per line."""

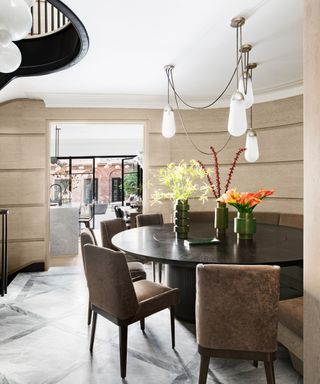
xmin=0 ymin=325 xmax=94 ymax=384
xmin=0 ymin=304 xmax=45 ymax=343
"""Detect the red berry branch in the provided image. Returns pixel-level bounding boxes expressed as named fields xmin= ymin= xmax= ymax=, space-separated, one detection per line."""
xmin=197 ymin=146 xmax=246 ymax=199
xmin=197 ymin=160 xmax=218 ymax=198
xmin=210 ymin=146 xmax=221 ymax=197
xmin=224 ymin=147 xmax=246 ymax=193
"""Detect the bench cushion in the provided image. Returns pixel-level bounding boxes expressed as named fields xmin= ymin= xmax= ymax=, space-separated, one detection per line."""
xmin=279 ymin=297 xmax=303 ymax=338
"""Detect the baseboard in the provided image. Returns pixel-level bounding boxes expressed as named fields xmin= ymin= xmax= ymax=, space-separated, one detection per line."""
xmin=8 ymin=262 xmax=45 ymax=285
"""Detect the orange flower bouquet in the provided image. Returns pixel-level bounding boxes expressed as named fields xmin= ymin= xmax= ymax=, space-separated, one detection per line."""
xmin=218 ymin=188 xmax=274 ymax=239
xmin=217 ymin=188 xmax=274 ymax=213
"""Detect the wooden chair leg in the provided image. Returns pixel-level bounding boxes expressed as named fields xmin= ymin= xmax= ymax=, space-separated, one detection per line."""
xmin=140 ymin=318 xmax=145 ymax=331
xmin=264 ymin=360 xmax=275 ymax=384
xmin=152 ymin=262 xmax=156 ymax=282
xmin=158 ymin=262 xmax=162 ymax=283
xmin=119 ymin=325 xmax=128 ymax=379
xmin=170 ymin=306 xmax=175 ymax=349
xmin=198 ymin=355 xmax=210 ymax=384
xmin=87 ymin=299 xmax=92 ymax=325
xmin=89 ymin=311 xmax=97 ymax=353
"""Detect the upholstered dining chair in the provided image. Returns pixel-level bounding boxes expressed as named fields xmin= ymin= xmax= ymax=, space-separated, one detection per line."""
xmin=279 ymin=213 xmax=303 ymax=229
xmin=254 ymin=212 xmax=280 ymax=225
xmin=196 ymin=264 xmax=280 ymax=384
xmin=136 ymin=213 xmax=164 ymax=283
xmin=189 ymin=211 xmax=215 ymax=223
xmin=100 ymin=218 xmax=144 ymax=263
xmin=80 ymin=228 xmax=146 ymax=325
xmin=83 ymin=244 xmax=180 ymax=379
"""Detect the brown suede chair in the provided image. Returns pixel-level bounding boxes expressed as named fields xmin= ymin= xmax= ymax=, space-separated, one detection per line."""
xmin=83 ymin=244 xmax=180 ymax=379
xmin=279 ymin=213 xmax=303 ymax=229
xmin=80 ymin=228 xmax=146 ymax=325
xmin=100 ymin=218 xmax=127 ymax=251
xmin=136 ymin=213 xmax=164 ymax=282
xmin=100 ymin=218 xmax=144 ymax=263
xmin=254 ymin=212 xmax=280 ymax=225
xmin=189 ymin=211 xmax=215 ymax=223
xmin=196 ymin=264 xmax=280 ymax=384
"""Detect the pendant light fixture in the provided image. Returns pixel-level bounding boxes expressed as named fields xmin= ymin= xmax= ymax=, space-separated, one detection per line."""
xmin=161 ymin=16 xmax=259 ymax=162
xmin=162 ymin=65 xmax=176 ymax=138
xmin=227 ymin=17 xmax=247 ymax=137
xmin=245 ymin=106 xmax=259 ymax=162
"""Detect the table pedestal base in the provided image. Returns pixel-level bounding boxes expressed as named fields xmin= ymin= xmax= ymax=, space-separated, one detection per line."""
xmin=167 ymin=264 xmax=196 ymax=323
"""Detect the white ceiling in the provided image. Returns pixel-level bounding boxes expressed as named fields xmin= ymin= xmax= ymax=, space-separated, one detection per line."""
xmin=0 ymin=0 xmax=303 ymax=108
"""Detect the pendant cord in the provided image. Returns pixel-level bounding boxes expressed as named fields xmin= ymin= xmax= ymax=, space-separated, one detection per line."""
xmin=166 ymin=56 xmax=241 ymax=110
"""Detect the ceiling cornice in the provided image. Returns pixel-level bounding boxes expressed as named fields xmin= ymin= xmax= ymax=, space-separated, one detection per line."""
xmin=29 ymin=80 xmax=303 ymax=109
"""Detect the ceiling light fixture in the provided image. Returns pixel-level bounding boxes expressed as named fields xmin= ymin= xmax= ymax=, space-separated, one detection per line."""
xmin=162 ymin=16 xmax=259 ymax=162
xmin=0 ymin=0 xmax=34 ymax=74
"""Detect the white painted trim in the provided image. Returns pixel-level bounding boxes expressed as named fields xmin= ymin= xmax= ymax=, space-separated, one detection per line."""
xmin=29 ymin=80 xmax=303 ymax=109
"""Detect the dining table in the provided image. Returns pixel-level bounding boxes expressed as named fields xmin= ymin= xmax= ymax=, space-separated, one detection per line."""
xmin=112 ymin=222 xmax=303 ymax=323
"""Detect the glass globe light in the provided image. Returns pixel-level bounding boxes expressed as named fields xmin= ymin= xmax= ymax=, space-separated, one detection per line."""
xmin=24 ymin=0 xmax=36 ymax=7
xmin=227 ymin=91 xmax=247 ymax=137
xmin=0 ymin=42 xmax=22 ymax=73
xmin=0 ymin=0 xmax=32 ymax=41
xmin=0 ymin=28 xmax=12 ymax=47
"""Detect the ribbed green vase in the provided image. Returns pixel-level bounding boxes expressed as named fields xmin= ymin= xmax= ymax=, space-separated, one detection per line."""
xmin=214 ymin=201 xmax=228 ymax=234
xmin=174 ymin=199 xmax=190 ymax=240
xmin=234 ymin=212 xmax=256 ymax=240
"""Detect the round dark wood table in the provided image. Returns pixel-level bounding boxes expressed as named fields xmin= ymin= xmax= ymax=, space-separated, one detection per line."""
xmin=112 ymin=222 xmax=303 ymax=322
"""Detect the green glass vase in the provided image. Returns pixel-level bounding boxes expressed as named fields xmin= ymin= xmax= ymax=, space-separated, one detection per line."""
xmin=214 ymin=201 xmax=228 ymax=234
xmin=174 ymin=199 xmax=189 ymax=240
xmin=234 ymin=212 xmax=256 ymax=240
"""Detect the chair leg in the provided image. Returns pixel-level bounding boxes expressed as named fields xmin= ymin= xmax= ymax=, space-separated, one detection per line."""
xmin=158 ymin=262 xmax=162 ymax=283
xmin=198 ymin=355 xmax=210 ymax=384
xmin=140 ymin=318 xmax=145 ymax=331
xmin=264 ymin=360 xmax=275 ymax=384
xmin=87 ymin=299 xmax=92 ymax=325
xmin=152 ymin=262 xmax=156 ymax=282
xmin=253 ymin=360 xmax=258 ymax=368
xmin=170 ymin=306 xmax=175 ymax=349
xmin=89 ymin=311 xmax=97 ymax=353
xmin=119 ymin=325 xmax=128 ymax=379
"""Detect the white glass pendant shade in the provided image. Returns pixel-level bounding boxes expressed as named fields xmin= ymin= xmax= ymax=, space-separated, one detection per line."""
xmin=245 ymin=129 xmax=259 ymax=162
xmin=0 ymin=28 xmax=12 ymax=47
xmin=24 ymin=0 xmax=36 ymax=7
xmin=0 ymin=42 xmax=22 ymax=73
xmin=227 ymin=91 xmax=247 ymax=137
xmin=238 ymin=74 xmax=254 ymax=109
xmin=0 ymin=0 xmax=32 ymax=41
xmin=161 ymin=105 xmax=176 ymax=138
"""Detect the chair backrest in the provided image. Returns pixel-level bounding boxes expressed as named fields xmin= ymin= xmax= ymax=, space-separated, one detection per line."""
xmin=80 ymin=228 xmax=97 ymax=273
xmin=79 ymin=203 xmax=93 ymax=219
xmin=189 ymin=211 xmax=215 ymax=223
xmin=114 ymin=206 xmax=124 ymax=218
xmin=279 ymin=213 xmax=303 ymax=229
xmin=136 ymin=213 xmax=164 ymax=227
xmin=100 ymin=218 xmax=127 ymax=250
xmin=196 ymin=264 xmax=280 ymax=353
xmin=84 ymin=244 xmax=138 ymax=319
xmin=253 ymin=212 xmax=280 ymax=225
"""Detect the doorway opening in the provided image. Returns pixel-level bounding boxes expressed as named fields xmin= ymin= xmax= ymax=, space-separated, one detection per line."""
xmin=49 ymin=122 xmax=144 ymax=239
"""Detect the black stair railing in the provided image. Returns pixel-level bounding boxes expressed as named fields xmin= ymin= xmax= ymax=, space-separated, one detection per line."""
xmin=0 ymin=0 xmax=89 ymax=90
xmin=29 ymin=0 xmax=69 ymax=37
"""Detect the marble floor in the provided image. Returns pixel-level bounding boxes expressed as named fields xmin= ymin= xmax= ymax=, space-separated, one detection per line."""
xmin=0 ymin=266 xmax=302 ymax=384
